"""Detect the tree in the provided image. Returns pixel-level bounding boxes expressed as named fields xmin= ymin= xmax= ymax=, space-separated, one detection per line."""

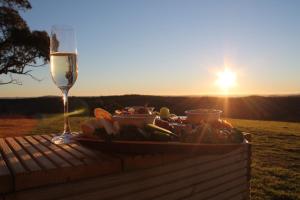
xmin=0 ymin=0 xmax=49 ymax=85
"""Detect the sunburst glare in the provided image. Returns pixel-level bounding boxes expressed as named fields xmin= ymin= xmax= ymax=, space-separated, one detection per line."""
xmin=216 ymin=68 xmax=237 ymax=93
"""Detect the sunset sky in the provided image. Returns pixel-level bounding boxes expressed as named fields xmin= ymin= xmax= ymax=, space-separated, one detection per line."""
xmin=1 ymin=0 xmax=300 ymax=97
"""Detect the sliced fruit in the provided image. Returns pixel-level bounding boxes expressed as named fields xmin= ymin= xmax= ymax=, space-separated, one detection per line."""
xmin=115 ymin=110 xmax=122 ymax=115
xmin=94 ymin=108 xmax=113 ymax=122
xmin=211 ymin=119 xmax=233 ymax=130
xmin=81 ymin=119 xmax=103 ymax=135
xmin=98 ymin=118 xmax=117 ymax=135
xmin=222 ymin=120 xmax=233 ymax=129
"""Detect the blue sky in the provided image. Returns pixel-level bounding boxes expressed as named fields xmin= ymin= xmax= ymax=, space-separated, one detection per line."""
xmin=1 ymin=0 xmax=300 ymax=97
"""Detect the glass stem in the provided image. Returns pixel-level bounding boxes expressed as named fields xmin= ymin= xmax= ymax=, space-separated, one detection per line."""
xmin=62 ymin=89 xmax=71 ymax=134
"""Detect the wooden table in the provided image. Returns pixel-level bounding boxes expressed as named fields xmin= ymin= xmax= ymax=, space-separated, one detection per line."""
xmin=0 ymin=134 xmax=251 ymax=200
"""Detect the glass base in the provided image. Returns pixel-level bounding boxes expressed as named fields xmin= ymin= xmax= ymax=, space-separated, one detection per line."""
xmin=51 ymin=132 xmax=80 ymax=144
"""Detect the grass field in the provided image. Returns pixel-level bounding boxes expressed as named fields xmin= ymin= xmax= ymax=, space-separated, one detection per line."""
xmin=0 ymin=116 xmax=299 ymax=200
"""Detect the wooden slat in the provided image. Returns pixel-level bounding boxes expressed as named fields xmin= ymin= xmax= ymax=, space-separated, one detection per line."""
xmin=0 ymin=138 xmax=26 ymax=174
xmin=119 ymin=146 xmax=246 ymax=171
xmin=161 ymin=153 xmax=190 ymax=163
xmin=67 ymin=142 xmax=103 ymax=160
xmin=117 ymin=161 xmax=248 ymax=200
xmin=0 ymin=138 xmax=35 ymax=192
xmin=24 ymin=136 xmax=71 ymax=168
xmin=42 ymin=135 xmax=123 ymax=175
xmin=206 ymin=183 xmax=247 ymax=200
xmin=69 ymin=143 xmax=116 ymax=162
xmin=3 ymin=137 xmax=74 ymax=191
xmin=0 ymin=135 xmax=123 ymax=192
xmin=194 ymin=171 xmax=246 ymax=198
xmin=48 ymin=134 xmax=117 ymax=162
xmin=152 ymin=166 xmax=247 ymax=200
xmin=10 ymin=136 xmax=121 ymax=191
xmin=118 ymin=145 xmax=245 ymax=171
xmin=183 ymin=176 xmax=248 ymax=200
xmin=226 ymin=192 xmax=248 ymax=200
xmin=15 ymin=137 xmax=56 ymax=170
xmin=33 ymin=135 xmax=83 ymax=166
xmin=154 ymin=186 xmax=192 ymax=200
xmin=0 ymin=150 xmax=13 ymax=193
xmin=41 ymin=135 xmax=94 ymax=164
xmin=151 ymin=169 xmax=245 ymax=200
xmin=49 ymin=134 xmax=117 ymax=162
xmin=58 ymin=151 xmax=247 ymax=200
xmin=118 ymin=154 xmax=164 ymax=171
xmin=246 ymin=143 xmax=251 ymax=200
xmin=5 ymin=137 xmax=41 ymax=172
xmin=185 ymin=171 xmax=246 ymax=200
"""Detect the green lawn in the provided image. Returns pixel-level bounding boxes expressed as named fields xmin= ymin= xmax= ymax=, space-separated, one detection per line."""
xmin=229 ymin=119 xmax=300 ymax=200
xmin=1 ymin=116 xmax=300 ymax=199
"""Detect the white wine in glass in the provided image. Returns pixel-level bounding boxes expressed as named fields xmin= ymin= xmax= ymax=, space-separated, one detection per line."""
xmin=50 ymin=26 xmax=78 ymax=144
xmin=50 ymin=52 xmax=77 ymax=89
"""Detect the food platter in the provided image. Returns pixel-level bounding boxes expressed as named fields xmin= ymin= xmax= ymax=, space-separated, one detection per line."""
xmin=74 ymin=135 xmax=246 ymax=154
xmin=77 ymin=106 xmax=249 ymax=154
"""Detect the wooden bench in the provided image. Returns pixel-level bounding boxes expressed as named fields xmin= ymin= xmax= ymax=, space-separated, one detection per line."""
xmin=0 ymin=134 xmax=251 ymax=200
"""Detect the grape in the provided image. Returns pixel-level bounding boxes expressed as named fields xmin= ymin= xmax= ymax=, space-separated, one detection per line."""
xmin=160 ymin=107 xmax=170 ymax=119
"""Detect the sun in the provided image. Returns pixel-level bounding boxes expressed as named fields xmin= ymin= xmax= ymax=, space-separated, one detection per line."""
xmin=216 ymin=68 xmax=236 ymax=92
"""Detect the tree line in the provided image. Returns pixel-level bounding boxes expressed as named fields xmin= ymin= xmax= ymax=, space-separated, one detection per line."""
xmin=1 ymin=95 xmax=300 ymax=122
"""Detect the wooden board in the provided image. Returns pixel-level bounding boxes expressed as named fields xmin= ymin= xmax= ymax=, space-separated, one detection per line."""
xmin=0 ymin=135 xmax=122 ymax=191
xmin=75 ymin=136 xmax=244 ymax=154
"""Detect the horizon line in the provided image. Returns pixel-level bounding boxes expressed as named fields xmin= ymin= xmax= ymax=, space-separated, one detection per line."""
xmin=1 ymin=93 xmax=300 ymax=99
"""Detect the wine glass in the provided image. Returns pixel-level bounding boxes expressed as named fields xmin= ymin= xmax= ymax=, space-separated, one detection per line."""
xmin=50 ymin=25 xmax=78 ymax=144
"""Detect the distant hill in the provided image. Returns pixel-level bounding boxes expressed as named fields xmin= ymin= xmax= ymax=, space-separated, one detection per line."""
xmin=1 ymin=95 xmax=300 ymax=122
